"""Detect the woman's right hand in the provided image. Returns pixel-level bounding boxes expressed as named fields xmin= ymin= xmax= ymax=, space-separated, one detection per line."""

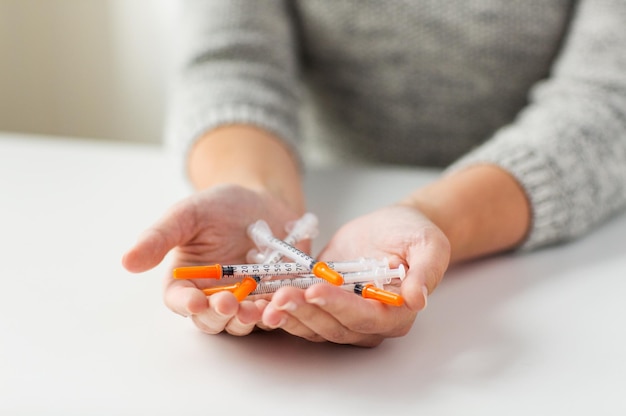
xmin=122 ymin=183 xmax=304 ymax=336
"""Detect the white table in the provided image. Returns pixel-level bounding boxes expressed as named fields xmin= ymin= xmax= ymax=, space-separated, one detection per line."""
xmin=1 ymin=133 xmax=625 ymax=415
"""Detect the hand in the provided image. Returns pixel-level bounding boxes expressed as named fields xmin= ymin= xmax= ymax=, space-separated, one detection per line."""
xmin=260 ymin=204 xmax=451 ymax=347
xmin=122 ymin=184 xmax=304 ymax=336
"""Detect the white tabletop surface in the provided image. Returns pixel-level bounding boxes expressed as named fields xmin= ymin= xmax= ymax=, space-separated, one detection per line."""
xmin=1 ymin=132 xmax=625 ymax=415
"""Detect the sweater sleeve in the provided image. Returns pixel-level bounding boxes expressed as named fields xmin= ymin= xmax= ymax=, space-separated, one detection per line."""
xmin=165 ymin=0 xmax=301 ymax=176
xmin=448 ymin=0 xmax=626 ymax=250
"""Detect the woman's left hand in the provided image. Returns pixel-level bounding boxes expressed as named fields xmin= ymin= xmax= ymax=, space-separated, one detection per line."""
xmin=260 ymin=204 xmax=451 ymax=347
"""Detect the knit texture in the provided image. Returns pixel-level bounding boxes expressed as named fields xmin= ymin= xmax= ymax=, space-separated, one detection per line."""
xmin=166 ymin=0 xmax=626 ymax=250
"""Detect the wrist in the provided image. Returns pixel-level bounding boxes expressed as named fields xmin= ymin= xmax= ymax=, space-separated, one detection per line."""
xmin=188 ymin=124 xmax=306 ymax=214
xmin=400 ymin=164 xmax=531 ymax=263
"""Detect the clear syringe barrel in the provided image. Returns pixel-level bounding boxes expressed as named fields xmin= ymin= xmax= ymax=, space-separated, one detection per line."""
xmin=262 ymin=213 xmax=318 ymax=265
xmin=327 ymin=257 xmax=389 ymax=273
xmin=250 ymin=265 xmax=405 ymax=294
xmin=248 ymin=220 xmax=318 ymax=269
xmin=248 ymin=219 xmax=344 ymax=285
xmin=222 ymin=262 xmax=311 ymax=277
xmin=173 ymin=258 xmax=393 ymax=280
xmin=341 ymin=264 xmax=405 ymax=286
xmin=251 ymin=276 xmax=324 ymax=294
xmin=248 ymin=213 xmax=319 ymax=264
xmin=250 ymin=275 xmax=404 ymax=307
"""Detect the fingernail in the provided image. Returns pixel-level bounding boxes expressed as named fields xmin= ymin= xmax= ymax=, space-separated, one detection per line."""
xmin=421 ymin=285 xmax=429 ymax=311
xmin=307 ymin=297 xmax=326 ymax=307
xmin=180 ymin=306 xmax=192 ymax=318
xmin=276 ymin=301 xmax=297 ymax=312
xmin=265 ymin=305 xmax=288 ymax=329
xmin=214 ymin=306 xmax=230 ymax=317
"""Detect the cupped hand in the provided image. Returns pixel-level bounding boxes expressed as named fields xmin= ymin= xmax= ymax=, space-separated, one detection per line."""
xmin=261 ymin=204 xmax=451 ymax=347
xmin=122 ymin=184 xmax=304 ymax=336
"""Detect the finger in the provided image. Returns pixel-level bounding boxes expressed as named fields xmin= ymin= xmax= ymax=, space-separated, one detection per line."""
xmin=224 ymin=301 xmax=263 ymax=336
xmin=262 ymin=287 xmax=325 ymax=341
xmin=163 ymin=278 xmax=209 ymax=317
xmin=253 ymin=299 xmax=274 ymax=331
xmin=191 ymin=291 xmax=240 ymax=334
xmin=304 ymin=284 xmax=414 ymax=341
xmin=122 ymin=200 xmax=196 ymax=273
xmin=263 ymin=303 xmax=325 ymax=343
xmin=402 ymin=229 xmax=451 ymax=311
xmin=266 ymin=286 xmax=380 ymax=345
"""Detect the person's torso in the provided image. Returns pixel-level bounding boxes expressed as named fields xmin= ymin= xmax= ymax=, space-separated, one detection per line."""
xmin=292 ymin=0 xmax=576 ymax=166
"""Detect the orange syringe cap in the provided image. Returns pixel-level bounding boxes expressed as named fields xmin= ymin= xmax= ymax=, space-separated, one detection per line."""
xmin=231 ymin=276 xmax=259 ymax=302
xmin=173 ymin=264 xmax=223 ymax=279
xmin=360 ymin=284 xmax=404 ymax=307
xmin=202 ymin=282 xmax=241 ymax=296
xmin=312 ymin=262 xmax=344 ymax=286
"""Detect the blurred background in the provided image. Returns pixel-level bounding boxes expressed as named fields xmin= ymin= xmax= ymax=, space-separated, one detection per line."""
xmin=0 ymin=0 xmax=178 ymax=144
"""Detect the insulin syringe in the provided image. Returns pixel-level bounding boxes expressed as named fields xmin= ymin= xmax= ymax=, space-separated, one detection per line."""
xmin=229 ymin=212 xmax=319 ymax=301
xmin=247 ymin=220 xmax=344 ymax=285
xmin=256 ymin=278 xmax=404 ymax=306
xmin=252 ymin=264 xmax=405 ymax=292
xmin=172 ymin=257 xmax=389 ymax=280
xmin=252 ymin=212 xmax=319 ymax=265
xmin=201 ymin=265 xmax=406 ymax=306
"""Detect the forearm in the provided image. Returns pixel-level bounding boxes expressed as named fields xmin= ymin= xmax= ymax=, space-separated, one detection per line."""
xmin=401 ymin=164 xmax=531 ymax=263
xmin=188 ymin=124 xmax=306 ymax=215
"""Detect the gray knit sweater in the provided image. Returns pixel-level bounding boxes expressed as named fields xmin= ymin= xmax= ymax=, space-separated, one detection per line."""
xmin=166 ymin=0 xmax=626 ymax=250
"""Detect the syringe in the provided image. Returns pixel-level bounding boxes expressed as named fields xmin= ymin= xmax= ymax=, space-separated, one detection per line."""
xmin=202 ymin=265 xmax=406 ymax=306
xmin=337 ymin=263 xmax=405 ymax=287
xmin=251 ymin=265 xmax=405 ymax=290
xmin=204 ymin=280 xmax=403 ymax=306
xmin=174 ymin=262 xmax=309 ymax=280
xmin=172 ymin=258 xmax=389 ymax=280
xmin=255 ymin=212 xmax=319 ymax=265
xmin=228 ymin=213 xmax=319 ymax=301
xmin=247 ymin=220 xmax=344 ymax=286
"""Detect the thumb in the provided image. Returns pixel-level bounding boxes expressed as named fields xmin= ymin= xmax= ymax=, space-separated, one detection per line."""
xmin=402 ymin=233 xmax=450 ymax=312
xmin=121 ymin=203 xmax=193 ymax=273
